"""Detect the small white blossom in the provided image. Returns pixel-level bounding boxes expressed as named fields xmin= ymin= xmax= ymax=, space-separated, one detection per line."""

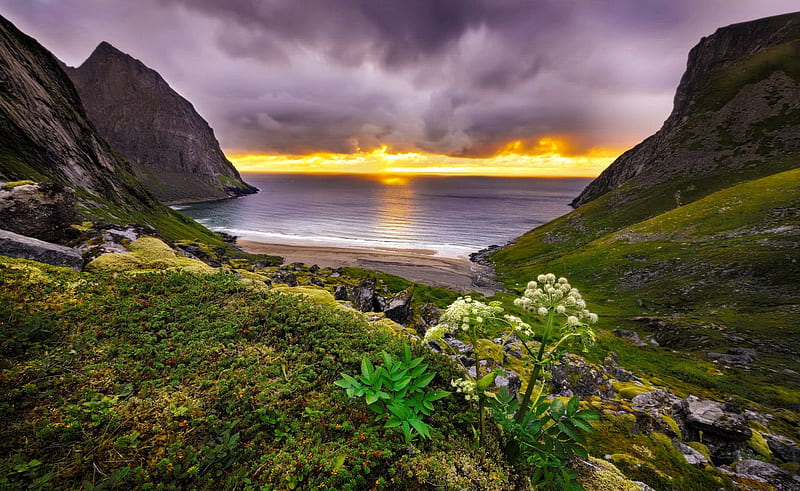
xmin=567 ymin=316 xmax=579 ymax=326
xmin=556 ymin=305 xmax=566 ymax=314
xmin=538 ymin=307 xmax=548 ymax=317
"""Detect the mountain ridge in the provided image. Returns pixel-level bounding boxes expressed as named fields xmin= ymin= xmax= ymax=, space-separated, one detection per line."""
xmin=67 ymin=41 xmax=257 ymax=204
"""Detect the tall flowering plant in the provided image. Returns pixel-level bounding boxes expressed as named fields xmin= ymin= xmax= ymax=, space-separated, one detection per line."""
xmin=512 ymin=273 xmax=597 ymax=423
xmin=424 ymin=296 xmax=508 ymax=448
xmin=426 ymin=274 xmax=598 ymax=445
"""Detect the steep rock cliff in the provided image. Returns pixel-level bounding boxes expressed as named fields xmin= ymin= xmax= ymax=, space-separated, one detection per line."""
xmin=572 ymin=12 xmax=800 ymax=208
xmin=67 ymin=42 xmax=256 ymax=204
xmin=0 ymin=15 xmax=218 ymax=243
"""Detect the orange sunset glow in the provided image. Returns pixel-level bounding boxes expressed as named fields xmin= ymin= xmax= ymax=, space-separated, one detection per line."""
xmin=228 ymin=138 xmax=625 ymax=178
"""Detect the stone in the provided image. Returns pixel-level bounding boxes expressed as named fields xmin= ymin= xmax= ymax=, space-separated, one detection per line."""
xmin=675 ymin=396 xmax=752 ymax=442
xmin=309 ymin=277 xmax=324 ymax=287
xmin=734 ymin=459 xmax=800 ymax=491
xmin=0 ymin=228 xmax=83 ymax=270
xmin=0 ymin=182 xmax=77 ymax=243
xmin=494 ymin=369 xmax=522 ymax=398
xmin=707 ymin=348 xmax=758 ymax=366
xmin=673 ymin=441 xmax=709 ymax=465
xmin=351 ymin=279 xmax=378 ymax=312
xmin=612 ymin=329 xmax=647 ymax=347
xmin=383 ymin=289 xmax=413 ymax=324
xmin=444 ymin=337 xmax=473 ymax=355
xmin=767 ymin=435 xmax=800 ymax=463
xmin=418 ymin=303 xmax=442 ymax=327
xmin=333 ymin=285 xmax=348 ymax=301
xmin=551 ymin=354 xmax=615 ymax=399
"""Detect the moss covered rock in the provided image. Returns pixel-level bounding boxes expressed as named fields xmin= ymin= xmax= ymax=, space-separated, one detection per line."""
xmin=86 ymin=236 xmax=214 ymax=273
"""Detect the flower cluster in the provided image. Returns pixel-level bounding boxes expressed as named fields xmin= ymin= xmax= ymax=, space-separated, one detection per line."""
xmin=425 ymin=296 xmax=504 ymax=343
xmin=504 ymin=314 xmax=534 ymax=338
xmin=450 ymin=378 xmax=478 ymax=401
xmin=513 ymin=273 xmax=598 ymax=326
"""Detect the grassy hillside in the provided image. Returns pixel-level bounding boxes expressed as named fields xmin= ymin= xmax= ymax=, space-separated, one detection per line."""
xmin=0 ymin=258 xmax=524 ymax=490
xmin=493 ymin=168 xmax=800 ymax=409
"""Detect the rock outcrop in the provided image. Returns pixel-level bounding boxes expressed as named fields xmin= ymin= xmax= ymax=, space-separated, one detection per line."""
xmin=0 ymin=228 xmax=83 ymax=270
xmin=572 ymin=12 xmax=800 ymax=207
xmin=0 ymin=181 xmax=76 ymax=242
xmin=67 ymin=42 xmax=256 ymax=204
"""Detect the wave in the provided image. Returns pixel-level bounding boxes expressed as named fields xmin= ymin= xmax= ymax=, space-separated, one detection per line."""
xmin=209 ymin=226 xmax=477 ymax=259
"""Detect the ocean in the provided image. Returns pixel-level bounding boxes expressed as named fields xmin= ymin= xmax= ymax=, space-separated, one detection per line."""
xmin=175 ymin=173 xmax=591 ymax=258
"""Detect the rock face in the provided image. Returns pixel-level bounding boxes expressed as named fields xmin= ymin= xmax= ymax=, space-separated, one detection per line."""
xmin=572 ymin=13 xmax=800 ymax=207
xmin=0 ymin=17 xmax=149 ymax=203
xmin=67 ymin=42 xmax=257 ymax=204
xmin=0 ymin=15 xmax=180 ymax=232
xmin=0 ymin=229 xmax=83 ymax=270
xmin=0 ymin=181 xmax=76 ymax=242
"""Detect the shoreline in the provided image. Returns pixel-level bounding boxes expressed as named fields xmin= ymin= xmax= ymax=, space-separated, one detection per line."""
xmin=236 ymin=239 xmax=501 ymax=295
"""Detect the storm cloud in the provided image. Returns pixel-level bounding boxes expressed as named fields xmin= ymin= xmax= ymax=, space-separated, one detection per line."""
xmin=1 ymin=0 xmax=797 ymax=157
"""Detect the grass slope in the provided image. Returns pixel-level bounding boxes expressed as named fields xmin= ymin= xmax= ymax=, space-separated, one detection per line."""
xmin=0 ymin=258 xmax=520 ymax=490
xmin=493 ymin=168 xmax=800 ymax=408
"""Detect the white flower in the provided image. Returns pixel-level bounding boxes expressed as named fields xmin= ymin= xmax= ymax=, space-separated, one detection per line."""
xmin=556 ymin=305 xmax=566 ymax=314
xmin=537 ymin=274 xmax=546 ymax=283
xmin=558 ymin=277 xmax=568 ymax=284
xmin=538 ymin=307 xmax=548 ymax=317
xmin=527 ymin=280 xmax=537 ymax=289
xmin=567 ymin=316 xmax=579 ymax=326
xmin=588 ymin=313 xmax=599 ymax=323
xmin=476 ymin=316 xmax=484 ymax=324
xmin=546 ymin=273 xmax=556 ymax=283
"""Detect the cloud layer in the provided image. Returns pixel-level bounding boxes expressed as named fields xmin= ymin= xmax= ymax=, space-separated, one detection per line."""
xmin=2 ymin=0 xmax=797 ymax=158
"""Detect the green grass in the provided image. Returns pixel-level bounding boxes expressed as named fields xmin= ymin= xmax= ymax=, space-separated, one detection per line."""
xmin=492 ymin=168 xmax=800 ymax=409
xmin=0 ymin=258 xmax=522 ymax=490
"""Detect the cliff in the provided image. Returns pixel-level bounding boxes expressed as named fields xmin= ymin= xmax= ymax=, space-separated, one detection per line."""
xmin=0 ymin=15 xmax=219 ymax=243
xmin=67 ymin=42 xmax=257 ymax=204
xmin=572 ymin=12 xmax=800 ymax=208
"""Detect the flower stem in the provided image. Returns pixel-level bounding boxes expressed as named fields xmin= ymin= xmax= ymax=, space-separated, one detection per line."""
xmin=515 ymin=308 xmax=554 ymax=424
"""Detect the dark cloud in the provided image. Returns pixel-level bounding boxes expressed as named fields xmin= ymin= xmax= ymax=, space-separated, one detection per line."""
xmin=1 ymin=0 xmax=798 ymax=157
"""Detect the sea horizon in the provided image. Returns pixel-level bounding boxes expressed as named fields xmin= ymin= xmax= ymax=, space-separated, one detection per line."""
xmin=176 ymin=172 xmax=591 ymax=259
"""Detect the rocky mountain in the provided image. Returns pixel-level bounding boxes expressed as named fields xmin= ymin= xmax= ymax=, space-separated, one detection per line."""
xmin=572 ymin=12 xmax=800 ymax=208
xmin=0 ymin=15 xmax=217 ymax=243
xmin=67 ymin=42 xmax=256 ymax=204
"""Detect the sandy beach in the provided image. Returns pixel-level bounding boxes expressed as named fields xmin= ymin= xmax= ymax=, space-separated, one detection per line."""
xmin=237 ymin=240 xmax=500 ymax=295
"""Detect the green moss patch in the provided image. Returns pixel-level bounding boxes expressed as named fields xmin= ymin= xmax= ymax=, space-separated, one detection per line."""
xmin=86 ymin=237 xmax=214 ymax=274
xmin=1 ymin=179 xmax=35 ymax=189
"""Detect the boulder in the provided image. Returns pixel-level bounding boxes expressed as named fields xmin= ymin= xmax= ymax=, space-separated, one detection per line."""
xmin=550 ymin=354 xmax=615 ymax=399
xmin=673 ymin=395 xmax=752 ymax=465
xmin=673 ymin=441 xmax=709 ymax=465
xmin=0 ymin=228 xmax=83 ymax=270
xmin=734 ymin=459 xmax=800 ymax=491
xmin=613 ymin=329 xmax=647 ymax=347
xmin=494 ymin=368 xmax=522 ymax=398
xmin=767 ymin=435 xmax=800 ymax=463
xmin=707 ymin=348 xmax=758 ymax=366
xmin=0 ymin=181 xmax=77 ymax=243
xmin=383 ymin=289 xmax=413 ymax=324
xmin=351 ymin=279 xmax=378 ymax=312
xmin=333 ymin=285 xmax=348 ymax=301
xmin=675 ymin=396 xmax=752 ymax=442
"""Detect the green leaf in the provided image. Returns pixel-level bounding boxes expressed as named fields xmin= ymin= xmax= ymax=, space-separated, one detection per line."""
xmin=566 ymin=395 xmax=580 ymax=415
xmin=365 ymin=392 xmax=379 ymax=405
xmin=361 ymin=358 xmax=374 ymax=378
xmin=402 ymin=344 xmax=412 ymax=364
xmin=408 ymin=418 xmax=431 ymax=439
xmin=414 ymin=371 xmax=435 ymax=389
xmin=576 ymin=410 xmax=600 ymax=421
xmin=426 ymin=390 xmax=451 ymax=402
xmin=557 ymin=421 xmax=585 ymax=445
xmin=394 ymin=377 xmax=411 ymax=390
xmin=410 ymin=364 xmax=427 ymax=378
xmin=384 ymin=417 xmax=401 ymax=428
xmin=571 ymin=418 xmax=594 ymax=433
xmin=551 ymin=398 xmax=565 ymax=419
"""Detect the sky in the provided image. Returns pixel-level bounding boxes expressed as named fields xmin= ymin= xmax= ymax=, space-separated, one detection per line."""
xmin=1 ymin=0 xmax=798 ymax=176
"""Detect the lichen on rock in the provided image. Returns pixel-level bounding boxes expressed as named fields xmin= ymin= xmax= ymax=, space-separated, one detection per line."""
xmin=86 ymin=236 xmax=213 ymax=273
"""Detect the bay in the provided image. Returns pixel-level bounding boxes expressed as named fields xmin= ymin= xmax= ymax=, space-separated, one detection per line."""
xmin=175 ymin=173 xmax=591 ymax=258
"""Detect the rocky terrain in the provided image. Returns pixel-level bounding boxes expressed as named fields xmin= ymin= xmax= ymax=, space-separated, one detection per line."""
xmin=67 ymin=42 xmax=257 ymax=204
